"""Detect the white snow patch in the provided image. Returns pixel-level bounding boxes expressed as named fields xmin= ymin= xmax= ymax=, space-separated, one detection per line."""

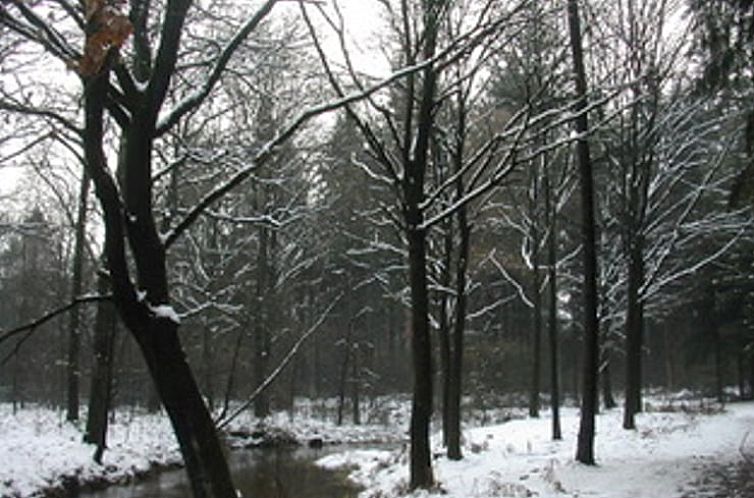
xmin=148 ymin=303 xmax=182 ymax=324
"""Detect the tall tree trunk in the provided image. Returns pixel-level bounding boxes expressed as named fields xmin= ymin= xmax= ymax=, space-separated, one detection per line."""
xmin=447 ymin=198 xmax=469 ymax=461
xmin=67 ymin=170 xmax=91 ymax=422
xmin=84 ymin=268 xmax=118 ymax=463
xmin=544 ymin=169 xmax=561 ymax=440
xmin=601 ymin=356 xmax=617 ymax=410
xmin=529 ymin=162 xmax=542 ymax=419
xmin=406 ymin=0 xmax=439 ymax=489
xmin=529 ymin=255 xmax=542 ymax=418
xmin=337 ymin=319 xmax=352 ymax=427
xmin=217 ymin=327 xmax=244 ymax=422
xmin=663 ymin=324 xmax=675 ymax=391
xmin=446 ymin=89 xmax=469 ymax=457
xmin=567 ymin=0 xmax=601 ymax=466
xmin=439 ymin=219 xmax=453 ymax=448
xmin=407 ymin=225 xmax=433 ymax=488
xmin=623 ymin=247 xmax=644 ymax=429
xmin=351 ymin=345 xmax=361 ymax=426
xmin=202 ymin=324 xmax=215 ymax=411
xmin=714 ymin=326 xmax=724 ymax=403
xmin=254 ymin=222 xmax=271 ymax=419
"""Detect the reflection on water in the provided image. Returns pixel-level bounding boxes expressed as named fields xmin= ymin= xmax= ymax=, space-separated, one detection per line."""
xmin=79 ymin=447 xmax=359 ymax=498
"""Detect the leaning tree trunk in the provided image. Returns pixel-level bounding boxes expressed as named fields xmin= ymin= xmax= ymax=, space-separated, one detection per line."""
xmin=134 ymin=318 xmax=237 ymax=498
xmin=83 ymin=55 xmax=237 ymax=498
xmin=567 ymin=0 xmax=601 ymax=466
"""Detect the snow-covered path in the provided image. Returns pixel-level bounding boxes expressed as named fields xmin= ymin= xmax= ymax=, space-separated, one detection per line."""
xmin=318 ymin=401 xmax=754 ymax=498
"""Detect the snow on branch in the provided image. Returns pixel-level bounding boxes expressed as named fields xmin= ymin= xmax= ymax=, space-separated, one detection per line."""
xmin=154 ymin=0 xmax=279 ymax=136
xmin=486 ymin=249 xmax=533 ymax=309
xmin=162 ymin=51 xmax=458 ymax=250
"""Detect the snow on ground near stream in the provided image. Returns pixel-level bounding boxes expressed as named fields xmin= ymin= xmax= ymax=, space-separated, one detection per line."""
xmin=0 ymin=398 xmax=409 ymax=498
xmin=0 ymin=406 xmax=181 ymax=498
xmin=318 ymin=401 xmax=754 ymax=498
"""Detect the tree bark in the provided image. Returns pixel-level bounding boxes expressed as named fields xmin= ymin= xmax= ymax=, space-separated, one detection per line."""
xmin=544 ymin=168 xmax=561 ymax=440
xmin=439 ymin=219 xmax=452 ymax=448
xmin=351 ymin=344 xmax=361 ymax=425
xmin=407 ymin=224 xmax=433 ymax=488
xmin=406 ymin=0 xmax=439 ymax=490
xmin=254 ymin=221 xmax=271 ymax=419
xmin=529 ymin=161 xmax=542 ymax=419
xmin=447 ymin=190 xmax=469 ymax=461
xmin=66 ymin=170 xmax=91 ymax=422
xmin=601 ymin=357 xmax=617 ymax=410
xmin=622 ymin=247 xmax=644 ymax=429
xmin=84 ymin=268 xmax=118 ymax=463
xmin=567 ymin=0 xmax=601 ymax=466
xmin=337 ymin=314 xmax=352 ymax=427
xmin=135 ymin=318 xmax=237 ymax=498
xmin=83 ymin=55 xmax=237 ymax=498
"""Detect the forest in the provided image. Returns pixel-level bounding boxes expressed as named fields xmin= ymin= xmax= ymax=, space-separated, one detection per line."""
xmin=1 ymin=0 xmax=754 ymax=497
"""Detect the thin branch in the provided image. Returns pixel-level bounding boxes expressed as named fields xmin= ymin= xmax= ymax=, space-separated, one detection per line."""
xmin=215 ymin=292 xmax=343 ymax=429
xmin=0 ymin=294 xmax=112 ymax=347
xmin=154 ymin=0 xmax=279 ymax=136
xmin=163 ymin=53 xmax=450 ymax=249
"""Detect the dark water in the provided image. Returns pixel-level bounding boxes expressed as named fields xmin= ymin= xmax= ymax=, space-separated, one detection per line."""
xmin=79 ymin=447 xmax=359 ymax=498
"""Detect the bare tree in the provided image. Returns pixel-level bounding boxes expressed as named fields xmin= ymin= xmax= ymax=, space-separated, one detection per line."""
xmin=567 ymin=0 xmax=601 ymax=466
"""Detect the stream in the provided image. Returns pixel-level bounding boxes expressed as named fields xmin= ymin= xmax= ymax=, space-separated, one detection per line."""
xmin=78 ymin=447 xmax=360 ymax=498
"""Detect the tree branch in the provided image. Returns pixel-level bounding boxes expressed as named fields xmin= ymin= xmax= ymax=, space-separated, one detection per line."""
xmin=0 ymin=295 xmax=112 ymax=348
xmin=215 ymin=291 xmax=343 ymax=429
xmin=154 ymin=0 xmax=279 ymax=136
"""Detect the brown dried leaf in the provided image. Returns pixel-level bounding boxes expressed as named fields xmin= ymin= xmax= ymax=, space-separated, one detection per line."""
xmin=77 ymin=1 xmax=133 ymax=77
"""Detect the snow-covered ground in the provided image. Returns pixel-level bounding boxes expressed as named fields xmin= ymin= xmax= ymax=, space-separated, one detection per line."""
xmin=3 ymin=396 xmax=751 ymax=498
xmin=317 ymin=400 xmax=754 ymax=498
xmin=0 ymin=399 xmax=408 ymax=498
xmin=0 ymin=405 xmax=181 ymax=498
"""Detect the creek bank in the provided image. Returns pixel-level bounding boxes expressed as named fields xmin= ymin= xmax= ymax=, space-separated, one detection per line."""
xmin=225 ymin=424 xmax=403 ymax=450
xmin=32 ymin=426 xmax=401 ymax=498
xmin=35 ymin=461 xmax=183 ymax=498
